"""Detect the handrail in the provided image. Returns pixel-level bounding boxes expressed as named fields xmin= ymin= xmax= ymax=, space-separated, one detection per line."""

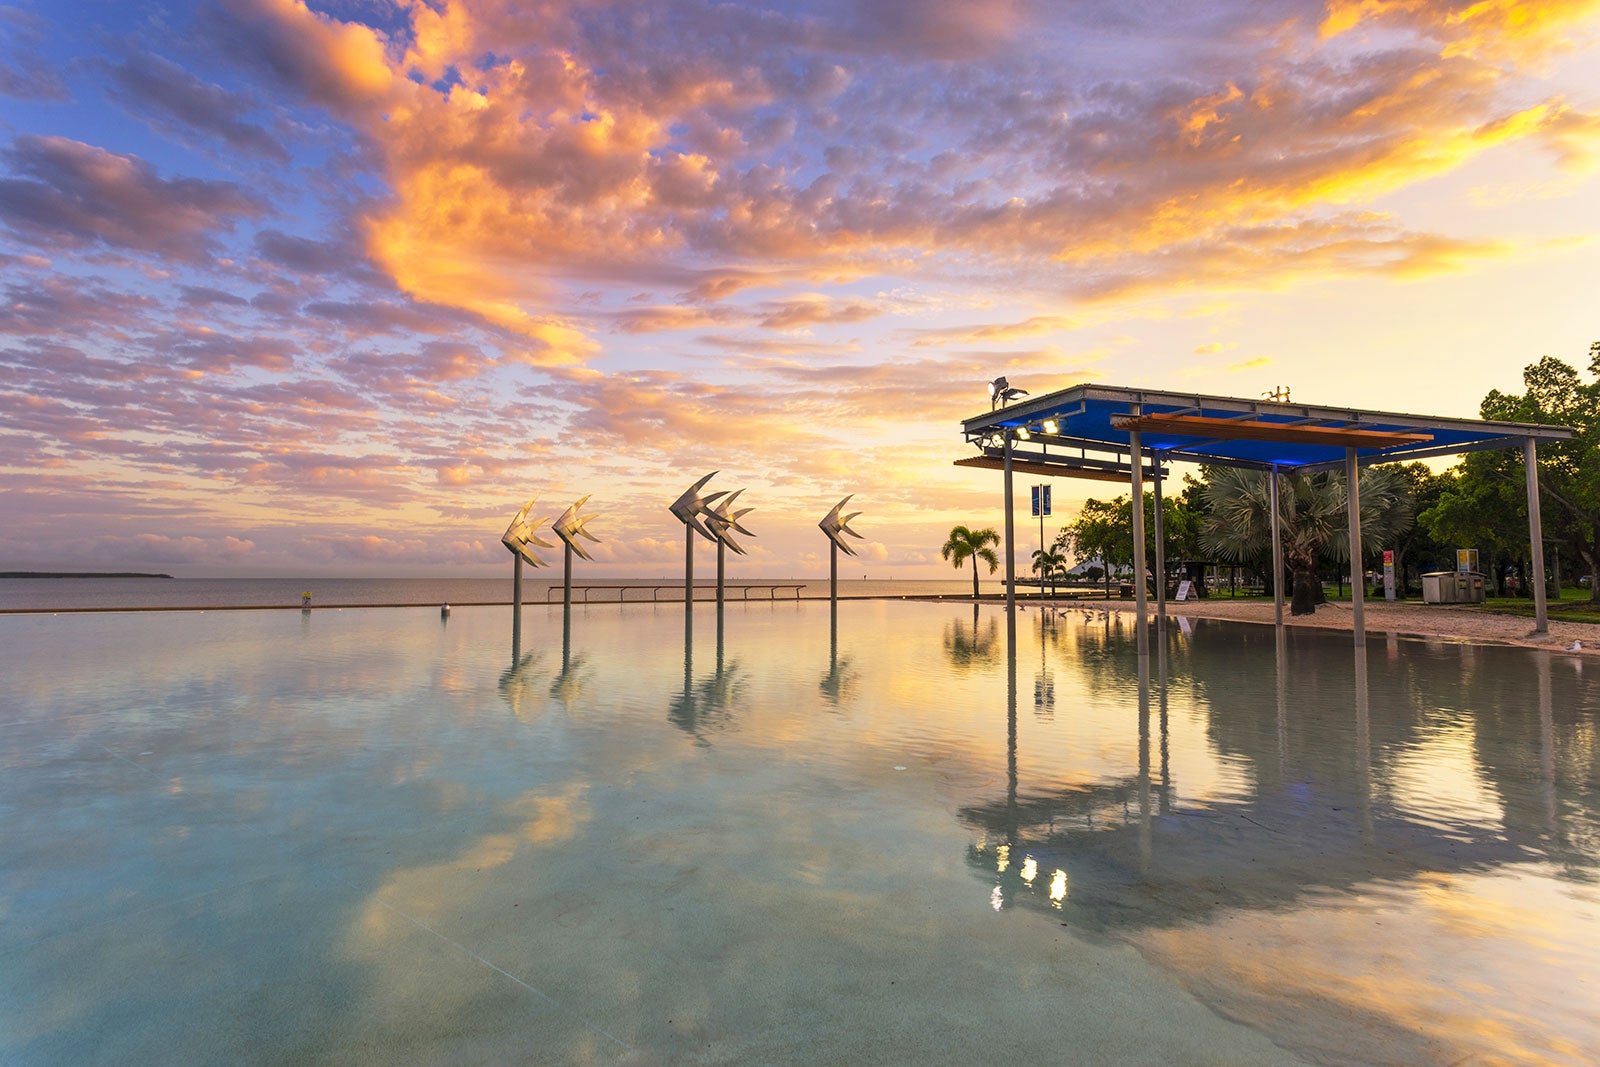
xmin=543 ymin=584 xmax=806 ymax=603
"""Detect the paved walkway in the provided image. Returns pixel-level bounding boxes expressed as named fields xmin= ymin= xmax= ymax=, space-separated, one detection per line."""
xmin=1049 ymin=597 xmax=1598 ymax=655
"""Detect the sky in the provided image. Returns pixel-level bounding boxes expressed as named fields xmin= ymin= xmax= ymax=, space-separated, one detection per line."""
xmin=2 ymin=0 xmax=1598 ymax=578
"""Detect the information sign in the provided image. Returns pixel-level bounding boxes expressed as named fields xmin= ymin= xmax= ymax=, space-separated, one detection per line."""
xmin=1031 ymin=485 xmax=1051 ymax=517
xmin=1382 ymin=549 xmax=1395 ymax=601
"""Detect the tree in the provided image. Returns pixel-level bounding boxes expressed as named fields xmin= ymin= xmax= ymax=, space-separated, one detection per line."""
xmin=1478 ymin=349 xmax=1600 ymax=601
xmin=1031 ymin=546 xmax=1066 ymax=596
xmin=1056 ymin=497 xmax=1129 ymax=599
xmin=1200 ymin=466 xmax=1414 ymax=615
xmin=941 ymin=525 xmax=1000 ymax=600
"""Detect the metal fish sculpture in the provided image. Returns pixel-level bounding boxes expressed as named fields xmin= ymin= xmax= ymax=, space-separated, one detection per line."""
xmin=670 ymin=471 xmax=726 ymax=542
xmin=705 ymin=489 xmax=756 ymax=556
xmin=502 ymin=497 xmax=555 ymax=567
xmin=552 ymin=495 xmax=602 ymax=561
xmin=819 ymin=495 xmax=865 ymax=556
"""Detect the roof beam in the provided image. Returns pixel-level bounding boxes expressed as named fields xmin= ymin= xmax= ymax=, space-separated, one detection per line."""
xmin=954 ymin=456 xmax=1136 ymax=483
xmin=1110 ymin=413 xmax=1432 ymax=449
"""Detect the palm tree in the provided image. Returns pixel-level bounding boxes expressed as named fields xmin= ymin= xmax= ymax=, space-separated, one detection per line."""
xmin=942 ymin=525 xmax=1001 ymax=600
xmin=1032 ymin=546 xmax=1066 ymax=597
xmin=1200 ymin=466 xmax=1413 ymax=616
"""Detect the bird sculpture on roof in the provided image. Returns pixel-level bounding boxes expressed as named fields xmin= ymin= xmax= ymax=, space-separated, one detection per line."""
xmin=502 ymin=497 xmax=555 ymax=567
xmin=669 ymin=472 xmax=726 ymax=541
xmin=990 ymin=375 xmax=1029 ymax=410
xmin=705 ymin=489 xmax=756 ymax=555
xmin=819 ymin=495 xmax=866 ymax=556
xmin=552 ymin=496 xmax=601 ymax=560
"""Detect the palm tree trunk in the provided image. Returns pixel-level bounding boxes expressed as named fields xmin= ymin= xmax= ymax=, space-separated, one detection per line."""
xmin=972 ymin=565 xmax=980 ymax=601
xmin=1291 ymin=569 xmax=1320 ymax=615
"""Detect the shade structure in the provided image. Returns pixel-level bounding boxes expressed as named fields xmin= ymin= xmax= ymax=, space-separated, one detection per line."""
xmin=961 ymin=382 xmax=1575 ymax=637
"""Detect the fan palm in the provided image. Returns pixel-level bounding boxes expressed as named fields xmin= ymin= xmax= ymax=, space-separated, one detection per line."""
xmin=941 ymin=525 xmax=1001 ymax=600
xmin=1200 ymin=466 xmax=1413 ymax=615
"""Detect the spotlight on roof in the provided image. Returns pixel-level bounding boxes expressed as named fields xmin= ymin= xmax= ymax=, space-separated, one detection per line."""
xmin=989 ymin=375 xmax=1029 ymax=410
xmin=1041 ymin=419 xmax=1059 ymax=434
xmin=1016 ymin=427 xmax=1030 ymax=441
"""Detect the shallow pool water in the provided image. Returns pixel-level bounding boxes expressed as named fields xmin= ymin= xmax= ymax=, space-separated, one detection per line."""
xmin=2 ymin=602 xmax=1596 ymax=1064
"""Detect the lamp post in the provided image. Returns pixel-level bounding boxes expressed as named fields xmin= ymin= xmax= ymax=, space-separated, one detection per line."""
xmin=501 ymin=497 xmax=553 ymax=658
xmin=552 ymin=496 xmax=601 ymax=612
xmin=670 ymin=472 xmax=726 ymax=612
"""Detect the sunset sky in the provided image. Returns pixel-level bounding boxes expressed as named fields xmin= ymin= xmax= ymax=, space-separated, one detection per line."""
xmin=2 ymin=0 xmax=1598 ymax=577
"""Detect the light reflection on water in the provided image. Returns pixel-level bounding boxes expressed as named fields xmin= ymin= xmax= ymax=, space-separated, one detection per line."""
xmin=1 ymin=602 xmax=1597 ymax=1064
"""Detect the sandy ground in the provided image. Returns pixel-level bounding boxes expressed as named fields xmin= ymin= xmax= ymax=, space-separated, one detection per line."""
xmin=1036 ymin=596 xmax=1599 ymax=655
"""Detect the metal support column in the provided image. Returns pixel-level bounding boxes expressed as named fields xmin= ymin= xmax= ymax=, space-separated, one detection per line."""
xmin=512 ymin=555 xmax=523 ymax=657
xmin=1525 ymin=437 xmax=1549 ymax=633
xmin=1130 ymin=428 xmax=1148 ymax=656
xmin=1269 ymin=467 xmax=1284 ymax=626
xmin=1346 ymin=448 xmax=1365 ymax=645
xmin=684 ymin=527 xmax=693 ymax=612
xmin=1152 ymin=456 xmax=1167 ymax=623
xmin=1004 ymin=431 xmax=1016 ymax=621
xmin=562 ymin=543 xmax=573 ymax=611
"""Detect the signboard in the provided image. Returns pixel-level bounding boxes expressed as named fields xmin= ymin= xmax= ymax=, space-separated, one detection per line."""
xmin=1031 ymin=484 xmax=1051 ymax=517
xmin=1457 ymin=548 xmax=1478 ymax=574
xmin=1175 ymin=579 xmax=1193 ymax=601
xmin=1382 ymin=549 xmax=1395 ymax=601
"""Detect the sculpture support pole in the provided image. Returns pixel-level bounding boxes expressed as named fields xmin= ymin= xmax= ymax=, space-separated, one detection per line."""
xmin=1525 ymin=437 xmax=1549 ymax=634
xmin=512 ymin=555 xmax=523 ymax=657
xmin=1346 ymin=448 xmax=1365 ymax=645
xmin=717 ymin=540 xmax=726 ymax=612
xmin=563 ymin=543 xmax=573 ymax=612
xmin=830 ymin=540 xmax=838 ymax=611
xmin=1270 ymin=468 xmax=1284 ymax=626
xmin=685 ymin=526 xmax=693 ymax=611
xmin=1130 ymin=427 xmax=1148 ymax=657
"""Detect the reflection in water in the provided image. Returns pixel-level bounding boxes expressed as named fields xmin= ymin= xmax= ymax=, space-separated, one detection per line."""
xmin=668 ymin=607 xmax=743 ymax=743
xmin=819 ymin=601 xmax=857 ymax=705
xmin=944 ymin=606 xmax=1000 ymax=670
xmin=550 ymin=607 xmax=589 ymax=709
xmin=497 ymin=650 xmax=543 ymax=721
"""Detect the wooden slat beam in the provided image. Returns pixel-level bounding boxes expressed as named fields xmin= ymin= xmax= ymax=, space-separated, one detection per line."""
xmin=954 ymin=456 xmax=1135 ymax=483
xmin=1110 ymin=413 xmax=1432 ymax=449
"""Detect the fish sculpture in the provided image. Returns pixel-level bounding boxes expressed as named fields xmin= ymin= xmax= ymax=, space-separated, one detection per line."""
xmin=705 ymin=489 xmax=756 ymax=556
xmin=552 ymin=495 xmax=602 ymax=561
xmin=669 ymin=472 xmax=726 ymax=542
xmin=502 ymin=497 xmax=555 ymax=567
xmin=819 ymin=495 xmax=865 ymax=556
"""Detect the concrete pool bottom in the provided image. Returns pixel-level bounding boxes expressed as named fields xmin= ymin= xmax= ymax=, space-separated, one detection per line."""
xmin=2 ymin=601 xmax=1595 ymax=1064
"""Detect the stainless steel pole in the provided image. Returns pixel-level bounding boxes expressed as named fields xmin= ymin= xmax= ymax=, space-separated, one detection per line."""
xmin=1152 ymin=457 xmax=1167 ymax=622
xmin=1270 ymin=468 xmax=1284 ymax=626
xmin=1130 ymin=428 xmax=1148 ymax=657
xmin=1004 ymin=432 xmax=1016 ymax=620
xmin=1346 ymin=448 xmax=1364 ymax=645
xmin=1525 ymin=437 xmax=1549 ymax=633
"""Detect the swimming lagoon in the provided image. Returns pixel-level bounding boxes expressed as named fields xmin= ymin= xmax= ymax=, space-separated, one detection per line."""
xmin=2 ymin=602 xmax=1596 ymax=1064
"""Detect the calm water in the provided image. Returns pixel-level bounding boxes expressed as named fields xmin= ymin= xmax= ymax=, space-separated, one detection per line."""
xmin=0 ymin=576 xmax=979 ymax=611
xmin=1 ymin=602 xmax=1596 ymax=1064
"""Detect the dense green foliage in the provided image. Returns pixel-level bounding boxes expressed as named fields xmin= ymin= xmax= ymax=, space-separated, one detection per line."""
xmin=941 ymin=525 xmax=1001 ymax=600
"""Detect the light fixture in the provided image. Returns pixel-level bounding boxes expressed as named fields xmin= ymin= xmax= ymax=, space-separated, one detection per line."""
xmin=989 ymin=375 xmax=1029 ymax=411
xmin=1016 ymin=426 xmax=1030 ymax=441
xmin=1042 ymin=419 xmax=1059 ymax=434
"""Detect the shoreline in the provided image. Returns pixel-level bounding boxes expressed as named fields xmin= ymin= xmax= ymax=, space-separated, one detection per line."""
xmin=5 ymin=593 xmax=1594 ymax=656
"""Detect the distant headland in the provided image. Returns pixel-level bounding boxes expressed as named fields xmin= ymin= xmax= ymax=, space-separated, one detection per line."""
xmin=1 ymin=572 xmax=175 ymax=579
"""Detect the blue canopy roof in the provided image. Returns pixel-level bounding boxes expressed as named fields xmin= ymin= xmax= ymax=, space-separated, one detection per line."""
xmin=961 ymin=383 xmax=1572 ymax=472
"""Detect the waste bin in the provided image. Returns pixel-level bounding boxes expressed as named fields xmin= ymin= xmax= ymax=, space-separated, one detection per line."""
xmin=1422 ymin=571 xmax=1486 ymax=604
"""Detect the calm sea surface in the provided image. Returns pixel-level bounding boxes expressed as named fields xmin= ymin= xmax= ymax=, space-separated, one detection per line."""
xmin=0 ymin=576 xmax=982 ymax=611
xmin=2 ymin=602 xmax=1595 ymax=1064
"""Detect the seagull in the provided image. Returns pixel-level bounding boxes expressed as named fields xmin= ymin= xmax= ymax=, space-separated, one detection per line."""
xmin=819 ymin=496 xmax=866 ymax=556
xmin=1569 ymin=640 xmax=1584 ymax=652
xmin=502 ymin=497 xmax=555 ymax=567
xmin=669 ymin=472 xmax=726 ymax=542
xmin=553 ymin=495 xmax=602 ymax=560
xmin=705 ymin=489 xmax=756 ymax=555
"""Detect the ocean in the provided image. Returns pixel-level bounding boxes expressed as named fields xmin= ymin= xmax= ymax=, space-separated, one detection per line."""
xmin=0 ymin=575 xmax=993 ymax=612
